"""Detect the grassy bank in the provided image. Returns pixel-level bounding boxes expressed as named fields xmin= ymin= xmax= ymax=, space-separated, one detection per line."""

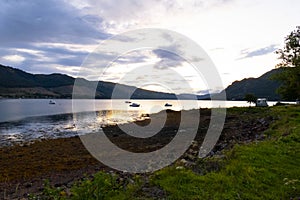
xmin=28 ymin=106 xmax=300 ymax=199
xmin=152 ymin=109 xmax=300 ymax=199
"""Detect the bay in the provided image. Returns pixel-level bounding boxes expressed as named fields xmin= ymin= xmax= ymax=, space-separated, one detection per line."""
xmin=0 ymin=99 xmax=281 ymax=146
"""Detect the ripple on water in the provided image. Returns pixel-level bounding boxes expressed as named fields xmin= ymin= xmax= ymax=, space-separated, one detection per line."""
xmin=0 ymin=110 xmax=144 ymax=146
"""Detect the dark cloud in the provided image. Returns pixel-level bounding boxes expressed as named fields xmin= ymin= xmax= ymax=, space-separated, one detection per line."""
xmin=239 ymin=44 xmax=277 ymax=59
xmin=0 ymin=0 xmax=114 ymax=75
xmin=152 ymin=49 xmax=186 ymax=70
xmin=0 ymin=43 xmax=89 ymax=73
xmin=152 ymin=49 xmax=183 ymax=61
xmin=0 ymin=0 xmax=110 ymax=47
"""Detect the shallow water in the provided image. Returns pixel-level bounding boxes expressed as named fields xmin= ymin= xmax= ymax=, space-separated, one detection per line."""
xmin=0 ymin=109 xmax=148 ymax=146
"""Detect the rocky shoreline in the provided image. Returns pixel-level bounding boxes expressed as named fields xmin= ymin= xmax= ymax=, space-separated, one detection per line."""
xmin=0 ymin=108 xmax=275 ymax=199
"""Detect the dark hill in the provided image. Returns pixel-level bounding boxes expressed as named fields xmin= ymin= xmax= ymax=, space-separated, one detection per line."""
xmin=215 ymin=68 xmax=283 ymax=101
xmin=0 ymin=65 xmax=74 ymax=88
xmin=0 ymin=64 xmax=175 ymax=99
xmin=0 ymin=65 xmax=36 ymax=87
xmin=0 ymin=64 xmax=284 ymax=100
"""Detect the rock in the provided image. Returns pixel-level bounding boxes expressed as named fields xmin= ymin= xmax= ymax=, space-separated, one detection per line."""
xmin=186 ymin=154 xmax=196 ymax=161
xmin=184 ymin=160 xmax=196 ymax=167
xmin=176 ymin=166 xmax=184 ymax=170
xmin=180 ymin=158 xmax=188 ymax=164
xmin=186 ymin=149 xmax=198 ymax=157
xmin=191 ymin=140 xmax=198 ymax=148
xmin=128 ymin=178 xmax=135 ymax=184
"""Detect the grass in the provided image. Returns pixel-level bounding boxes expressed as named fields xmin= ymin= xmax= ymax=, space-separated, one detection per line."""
xmin=152 ymin=132 xmax=299 ymax=199
xmin=32 ymin=105 xmax=300 ymax=199
xmin=151 ymin=106 xmax=300 ymax=199
xmin=29 ymin=172 xmax=142 ymax=200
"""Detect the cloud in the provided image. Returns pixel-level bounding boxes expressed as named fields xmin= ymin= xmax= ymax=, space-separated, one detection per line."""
xmin=0 ymin=0 xmax=116 ymax=75
xmin=152 ymin=48 xmax=186 ymax=70
xmin=210 ymin=47 xmax=225 ymax=51
xmin=0 ymin=43 xmax=91 ymax=73
xmin=238 ymin=44 xmax=278 ymax=59
xmin=152 ymin=49 xmax=183 ymax=61
xmin=222 ymin=72 xmax=231 ymax=75
xmin=196 ymin=89 xmax=210 ymax=95
xmin=113 ymin=51 xmax=149 ymax=64
xmin=0 ymin=0 xmax=110 ymax=47
xmin=2 ymin=54 xmax=26 ymax=64
xmin=72 ymin=0 xmax=234 ymax=33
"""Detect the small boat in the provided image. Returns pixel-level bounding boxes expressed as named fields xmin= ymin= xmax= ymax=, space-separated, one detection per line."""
xmin=49 ymin=100 xmax=56 ymax=105
xmin=125 ymin=100 xmax=132 ymax=103
xmin=164 ymin=103 xmax=172 ymax=107
xmin=129 ymin=103 xmax=140 ymax=107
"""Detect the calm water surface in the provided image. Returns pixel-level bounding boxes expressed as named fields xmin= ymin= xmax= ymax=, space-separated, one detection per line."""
xmin=0 ymin=99 xmax=279 ymax=146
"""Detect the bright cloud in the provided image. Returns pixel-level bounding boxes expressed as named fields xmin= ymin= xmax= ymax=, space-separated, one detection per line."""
xmin=2 ymin=54 xmax=25 ymax=63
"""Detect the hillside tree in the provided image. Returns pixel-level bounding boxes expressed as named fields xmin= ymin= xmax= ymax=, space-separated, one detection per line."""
xmin=274 ymin=26 xmax=300 ymax=100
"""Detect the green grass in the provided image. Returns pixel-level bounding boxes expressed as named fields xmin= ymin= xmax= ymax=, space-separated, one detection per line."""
xmin=29 ymin=172 xmax=143 ymax=200
xmin=34 ymin=105 xmax=300 ymax=199
xmin=152 ymin=133 xmax=299 ymax=199
xmin=70 ymin=172 xmax=140 ymax=200
xmin=152 ymin=106 xmax=300 ymax=199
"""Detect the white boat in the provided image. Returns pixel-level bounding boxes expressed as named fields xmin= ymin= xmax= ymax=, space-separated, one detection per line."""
xmin=129 ymin=103 xmax=140 ymax=107
xmin=49 ymin=100 xmax=56 ymax=105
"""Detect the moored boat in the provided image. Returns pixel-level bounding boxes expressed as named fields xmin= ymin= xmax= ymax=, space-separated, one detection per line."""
xmin=129 ymin=103 xmax=140 ymax=107
xmin=164 ymin=103 xmax=172 ymax=107
xmin=49 ymin=100 xmax=56 ymax=105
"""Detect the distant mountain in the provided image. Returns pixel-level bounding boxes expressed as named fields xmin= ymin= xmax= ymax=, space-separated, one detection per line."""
xmin=0 ymin=64 xmax=176 ymax=99
xmin=215 ymin=68 xmax=283 ymax=101
xmin=0 ymin=64 xmax=284 ymax=100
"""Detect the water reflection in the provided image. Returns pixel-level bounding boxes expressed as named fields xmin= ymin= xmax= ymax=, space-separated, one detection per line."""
xmin=0 ymin=110 xmax=143 ymax=146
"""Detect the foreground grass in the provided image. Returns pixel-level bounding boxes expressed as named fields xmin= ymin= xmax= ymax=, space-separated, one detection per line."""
xmin=153 ymin=132 xmax=299 ymax=199
xmin=34 ymin=106 xmax=300 ymax=199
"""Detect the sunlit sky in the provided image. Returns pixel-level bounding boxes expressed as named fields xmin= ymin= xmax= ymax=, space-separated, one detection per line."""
xmin=0 ymin=0 xmax=299 ymax=94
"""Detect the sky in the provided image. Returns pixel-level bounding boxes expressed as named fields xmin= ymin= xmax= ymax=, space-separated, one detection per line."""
xmin=0 ymin=0 xmax=299 ymax=95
